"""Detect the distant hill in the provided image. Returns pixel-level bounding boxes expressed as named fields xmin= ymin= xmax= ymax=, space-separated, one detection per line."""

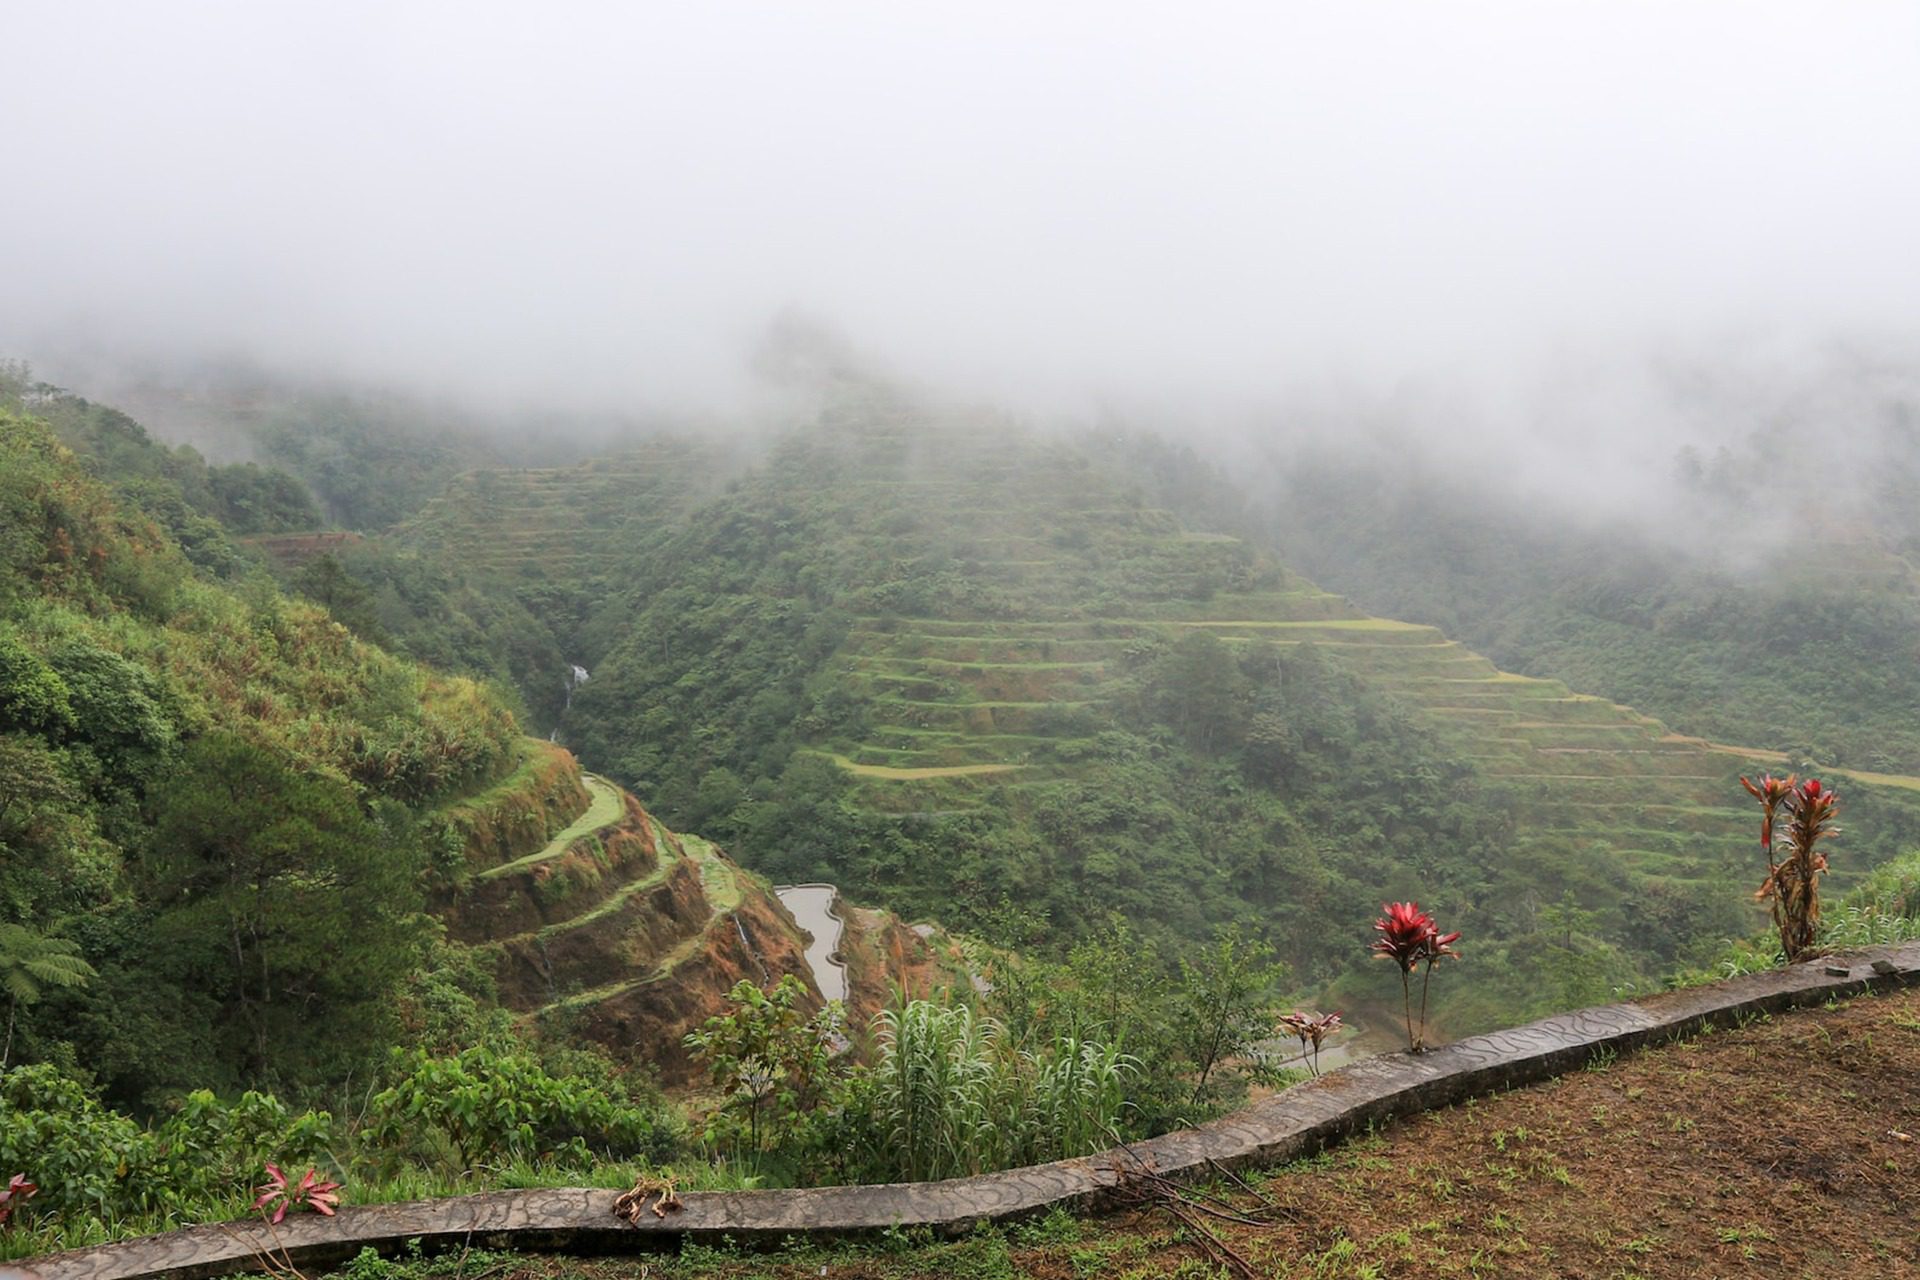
xmin=386 ymin=381 xmax=1920 ymax=1033
xmin=1263 ymin=453 xmax=1920 ymax=777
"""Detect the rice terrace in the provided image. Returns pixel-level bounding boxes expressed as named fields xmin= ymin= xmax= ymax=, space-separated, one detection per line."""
xmin=8 ymin=6 xmax=1920 ymax=1280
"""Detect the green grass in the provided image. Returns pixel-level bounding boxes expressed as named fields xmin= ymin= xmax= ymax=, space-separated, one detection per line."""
xmin=477 ymin=775 xmax=625 ymax=880
xmin=810 ymin=750 xmax=1025 ymax=780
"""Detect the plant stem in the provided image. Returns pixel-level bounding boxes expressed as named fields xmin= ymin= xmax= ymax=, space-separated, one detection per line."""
xmin=1418 ymin=959 xmax=1434 ymax=1048
xmin=1401 ymin=969 xmax=1414 ymax=1051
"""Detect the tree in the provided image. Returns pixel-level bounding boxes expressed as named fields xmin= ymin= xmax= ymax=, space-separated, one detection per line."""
xmin=684 ymin=975 xmax=844 ymax=1167
xmin=1528 ymin=890 xmax=1620 ymax=1013
xmin=0 ymin=924 xmax=96 ymax=1067
xmin=1152 ymin=632 xmax=1245 ymax=754
xmin=144 ymin=733 xmax=424 ymax=1085
xmin=1173 ymin=925 xmax=1286 ymax=1105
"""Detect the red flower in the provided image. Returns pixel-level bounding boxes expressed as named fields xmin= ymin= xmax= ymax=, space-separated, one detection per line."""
xmin=1741 ymin=773 xmax=1795 ymax=850
xmin=1370 ymin=901 xmax=1437 ymax=974
xmin=254 ymin=1163 xmax=342 ymax=1224
xmin=0 ymin=1173 xmax=37 ymax=1226
xmin=1371 ymin=902 xmax=1464 ymax=1052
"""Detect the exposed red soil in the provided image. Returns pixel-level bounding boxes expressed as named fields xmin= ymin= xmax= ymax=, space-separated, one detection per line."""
xmin=837 ymin=904 xmax=956 ymax=1028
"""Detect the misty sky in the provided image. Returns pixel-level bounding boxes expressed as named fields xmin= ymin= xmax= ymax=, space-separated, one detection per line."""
xmin=4 ymin=2 xmax=1918 ymax=434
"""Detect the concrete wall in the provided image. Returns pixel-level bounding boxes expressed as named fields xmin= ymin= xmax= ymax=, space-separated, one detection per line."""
xmin=27 ymin=941 xmax=1920 ymax=1280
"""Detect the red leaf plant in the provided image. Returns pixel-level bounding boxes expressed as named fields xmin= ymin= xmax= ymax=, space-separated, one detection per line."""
xmin=1370 ymin=902 xmax=1461 ymax=1052
xmin=0 ymin=1173 xmax=37 ymax=1227
xmin=253 ymin=1163 xmax=341 ymax=1224
xmin=1278 ymin=1010 xmax=1344 ymax=1076
xmin=1744 ymin=774 xmax=1838 ymax=963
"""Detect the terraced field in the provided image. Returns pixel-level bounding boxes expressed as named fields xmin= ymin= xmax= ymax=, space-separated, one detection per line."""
xmin=394 ymin=440 xmax=730 ymax=582
xmin=833 ymin=599 xmax=1785 ymax=876
xmin=792 ymin=406 xmax=1920 ymax=903
xmin=406 ymin=397 xmax=1920 ymax=1014
xmin=438 ymin=741 xmax=819 ymax=1081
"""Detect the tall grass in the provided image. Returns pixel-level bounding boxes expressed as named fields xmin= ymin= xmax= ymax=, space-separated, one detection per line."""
xmin=871 ymin=1001 xmax=1004 ymax=1181
xmin=864 ymin=997 xmax=1135 ymax=1182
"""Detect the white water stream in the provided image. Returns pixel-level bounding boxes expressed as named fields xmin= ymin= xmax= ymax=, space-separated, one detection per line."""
xmin=774 ymin=883 xmax=848 ymax=1004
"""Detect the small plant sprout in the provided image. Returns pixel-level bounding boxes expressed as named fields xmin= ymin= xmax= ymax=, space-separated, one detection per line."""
xmin=1370 ymin=902 xmax=1461 ymax=1052
xmin=253 ymin=1163 xmax=341 ymax=1224
xmin=1279 ymin=1011 xmax=1344 ymax=1076
xmin=1744 ymin=774 xmax=1838 ymax=963
xmin=0 ymin=1173 xmax=37 ymax=1226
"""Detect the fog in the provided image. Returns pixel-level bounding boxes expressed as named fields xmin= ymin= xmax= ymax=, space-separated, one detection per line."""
xmin=4 ymin=2 xmax=1919 ymax=510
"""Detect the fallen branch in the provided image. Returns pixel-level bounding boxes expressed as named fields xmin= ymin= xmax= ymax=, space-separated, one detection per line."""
xmin=612 ymin=1173 xmax=683 ymax=1223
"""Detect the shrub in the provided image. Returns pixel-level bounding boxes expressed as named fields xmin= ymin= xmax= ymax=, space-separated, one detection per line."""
xmin=1022 ymin=1035 xmax=1136 ymax=1163
xmin=684 ymin=976 xmax=845 ymax=1168
xmin=1744 ymin=774 xmax=1839 ymax=963
xmin=0 ymin=1065 xmax=333 ymax=1227
xmin=365 ymin=1046 xmax=672 ymax=1174
xmin=867 ymin=1000 xmax=1006 ymax=1181
xmin=857 ymin=998 xmax=1135 ymax=1181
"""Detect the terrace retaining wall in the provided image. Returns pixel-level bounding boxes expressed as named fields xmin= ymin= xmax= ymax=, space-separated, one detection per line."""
xmin=25 ymin=941 xmax=1920 ymax=1280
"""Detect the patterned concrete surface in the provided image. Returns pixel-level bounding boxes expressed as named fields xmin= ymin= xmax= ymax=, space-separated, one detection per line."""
xmin=26 ymin=941 xmax=1920 ymax=1280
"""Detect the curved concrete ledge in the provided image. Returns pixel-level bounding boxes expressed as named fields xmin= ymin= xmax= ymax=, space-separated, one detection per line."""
xmin=27 ymin=941 xmax=1920 ymax=1280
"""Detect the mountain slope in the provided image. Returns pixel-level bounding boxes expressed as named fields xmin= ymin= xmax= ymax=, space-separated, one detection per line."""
xmin=0 ymin=403 xmax=936 ymax=1103
xmin=490 ymin=386 xmax=1920 ymax=1029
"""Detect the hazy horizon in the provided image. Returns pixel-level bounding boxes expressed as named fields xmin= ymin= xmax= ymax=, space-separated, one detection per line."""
xmin=5 ymin=2 xmax=1919 ymax=528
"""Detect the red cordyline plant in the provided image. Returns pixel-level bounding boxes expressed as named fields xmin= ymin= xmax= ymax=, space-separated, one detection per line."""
xmin=0 ymin=1173 xmax=37 ymax=1227
xmin=1277 ymin=1010 xmax=1344 ymax=1076
xmin=1370 ymin=902 xmax=1461 ymax=1052
xmin=254 ymin=1163 xmax=341 ymax=1224
xmin=1743 ymin=773 xmax=1839 ymax=963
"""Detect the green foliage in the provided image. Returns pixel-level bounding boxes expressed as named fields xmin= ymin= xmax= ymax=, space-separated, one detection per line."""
xmin=0 ymin=405 xmax=522 ymax=1104
xmin=141 ymin=733 xmax=426 ymax=1086
xmin=683 ymin=980 xmax=1139 ymax=1186
xmin=0 ymin=627 xmax=74 ymax=734
xmin=1474 ymin=892 xmax=1631 ymax=1016
xmin=683 ymin=976 xmax=844 ymax=1170
xmin=1172 ymin=927 xmax=1286 ymax=1106
xmin=855 ymin=997 xmax=1138 ymax=1181
xmin=1820 ymin=849 xmax=1920 ymax=947
xmin=0 ymin=926 xmax=96 ymax=1067
xmin=0 ymin=367 xmax=320 ymax=577
xmin=865 ymin=999 xmax=1009 ymax=1181
xmin=365 ymin=1045 xmax=674 ymax=1174
xmin=0 ymin=1064 xmax=332 ymax=1230
xmin=1266 ymin=456 xmax=1920 ymax=778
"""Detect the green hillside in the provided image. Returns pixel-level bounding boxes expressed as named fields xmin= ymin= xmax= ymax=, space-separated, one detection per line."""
xmin=0 ymin=405 xmax=533 ymax=1103
xmin=537 ymin=386 xmax=1920 ymax=1030
xmin=1264 ymin=455 xmax=1920 ymax=776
